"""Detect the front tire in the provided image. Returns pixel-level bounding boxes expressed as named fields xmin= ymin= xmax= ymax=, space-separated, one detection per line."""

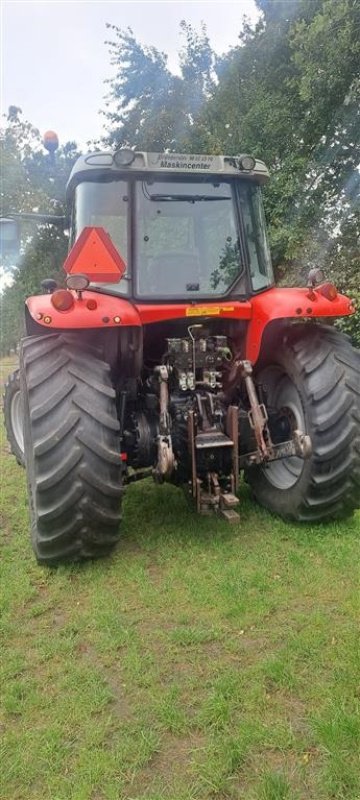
xmin=20 ymin=334 xmax=123 ymax=565
xmin=246 ymin=324 xmax=360 ymax=522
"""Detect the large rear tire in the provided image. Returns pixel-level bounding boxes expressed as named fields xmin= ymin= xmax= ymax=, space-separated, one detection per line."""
xmin=20 ymin=334 xmax=123 ymax=565
xmin=246 ymin=324 xmax=360 ymax=522
xmin=3 ymin=368 xmax=25 ymax=467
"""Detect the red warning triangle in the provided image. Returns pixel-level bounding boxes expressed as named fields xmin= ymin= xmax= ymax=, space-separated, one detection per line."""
xmin=63 ymin=226 xmax=126 ymax=283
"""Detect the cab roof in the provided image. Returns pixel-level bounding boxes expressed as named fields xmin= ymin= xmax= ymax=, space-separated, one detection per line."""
xmin=66 ymin=150 xmax=270 ymax=199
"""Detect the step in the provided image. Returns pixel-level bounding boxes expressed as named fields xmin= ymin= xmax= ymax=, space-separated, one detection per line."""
xmin=195 ymin=432 xmax=234 ymax=449
xmin=220 ymin=492 xmax=239 ymax=509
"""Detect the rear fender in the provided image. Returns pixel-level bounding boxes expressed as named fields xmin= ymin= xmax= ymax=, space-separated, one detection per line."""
xmin=25 ymin=290 xmax=142 ymax=331
xmin=246 ymin=287 xmax=354 ymax=363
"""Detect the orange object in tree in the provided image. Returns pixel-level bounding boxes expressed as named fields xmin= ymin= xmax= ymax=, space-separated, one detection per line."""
xmin=63 ymin=226 xmax=126 ymax=283
xmin=43 ymin=130 xmax=59 ymax=153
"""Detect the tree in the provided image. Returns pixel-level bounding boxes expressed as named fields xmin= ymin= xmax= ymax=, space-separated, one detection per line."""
xmin=0 ymin=108 xmax=48 ymax=217
xmin=1 ymin=108 xmax=81 ymax=226
xmin=0 ymin=226 xmax=67 ymax=355
xmin=190 ymin=0 xmax=360 ymax=274
xmin=102 ymin=22 xmax=217 ymax=151
xmin=0 ymin=109 xmax=80 ymax=354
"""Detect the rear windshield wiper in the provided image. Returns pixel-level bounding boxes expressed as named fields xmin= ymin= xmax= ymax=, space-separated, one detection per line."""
xmin=148 ymin=194 xmax=231 ymax=202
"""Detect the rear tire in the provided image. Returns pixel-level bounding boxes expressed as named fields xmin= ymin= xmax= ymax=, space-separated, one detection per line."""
xmin=3 ymin=369 xmax=25 ymax=467
xmin=246 ymin=324 xmax=360 ymax=522
xmin=20 ymin=334 xmax=123 ymax=565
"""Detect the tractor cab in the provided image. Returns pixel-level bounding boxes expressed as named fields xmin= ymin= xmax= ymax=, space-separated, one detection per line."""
xmin=66 ymin=150 xmax=274 ymax=300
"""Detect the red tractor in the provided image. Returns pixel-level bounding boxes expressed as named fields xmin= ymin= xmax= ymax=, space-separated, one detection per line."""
xmin=3 ymin=149 xmax=360 ymax=565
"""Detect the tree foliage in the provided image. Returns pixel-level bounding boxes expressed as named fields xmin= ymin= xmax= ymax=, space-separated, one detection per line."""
xmin=0 ymin=110 xmax=80 ymax=354
xmin=191 ymin=0 xmax=359 ymax=266
xmin=102 ymin=22 xmax=217 ymax=150
xmin=0 ymin=227 xmax=67 ymax=354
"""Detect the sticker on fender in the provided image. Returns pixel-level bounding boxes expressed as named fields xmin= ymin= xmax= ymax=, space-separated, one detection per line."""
xmin=186 ymin=305 xmax=235 ymax=317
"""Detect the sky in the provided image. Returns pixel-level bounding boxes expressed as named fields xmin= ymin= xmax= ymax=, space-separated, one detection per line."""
xmin=2 ymin=0 xmax=259 ymax=148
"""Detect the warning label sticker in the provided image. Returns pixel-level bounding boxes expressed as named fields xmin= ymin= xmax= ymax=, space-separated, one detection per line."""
xmin=186 ymin=306 xmax=235 ymax=317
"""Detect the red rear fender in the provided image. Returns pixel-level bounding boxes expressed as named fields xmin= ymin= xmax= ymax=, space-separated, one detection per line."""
xmin=245 ymin=287 xmax=354 ymax=363
xmin=25 ymin=286 xmax=354 ymax=365
xmin=26 ymin=291 xmax=142 ymax=329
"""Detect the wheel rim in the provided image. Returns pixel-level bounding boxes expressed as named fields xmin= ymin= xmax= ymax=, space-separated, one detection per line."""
xmin=10 ymin=389 xmax=24 ymax=455
xmin=259 ymin=366 xmax=306 ymax=490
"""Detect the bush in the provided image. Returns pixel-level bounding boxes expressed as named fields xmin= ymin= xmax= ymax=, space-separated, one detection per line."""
xmin=336 ymin=291 xmax=360 ymax=348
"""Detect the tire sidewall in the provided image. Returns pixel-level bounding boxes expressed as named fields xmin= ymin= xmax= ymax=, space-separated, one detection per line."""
xmin=20 ymin=347 xmax=41 ymax=556
xmin=3 ymin=369 xmax=25 ymax=467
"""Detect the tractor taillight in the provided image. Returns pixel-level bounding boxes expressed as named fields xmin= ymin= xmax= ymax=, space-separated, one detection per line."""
xmin=86 ymin=298 xmax=97 ymax=310
xmin=317 ymin=283 xmax=338 ymax=301
xmin=50 ymin=289 xmax=75 ymax=311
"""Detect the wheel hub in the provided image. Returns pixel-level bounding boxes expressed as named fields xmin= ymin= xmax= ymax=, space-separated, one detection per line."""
xmin=10 ymin=390 xmax=24 ymax=454
xmin=259 ymin=367 xmax=307 ymax=489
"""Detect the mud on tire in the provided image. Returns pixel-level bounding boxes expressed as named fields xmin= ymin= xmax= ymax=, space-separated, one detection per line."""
xmin=246 ymin=324 xmax=360 ymax=522
xmin=20 ymin=334 xmax=123 ymax=565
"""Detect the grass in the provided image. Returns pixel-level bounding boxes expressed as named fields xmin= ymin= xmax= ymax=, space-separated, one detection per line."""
xmin=1 ymin=355 xmax=359 ymax=799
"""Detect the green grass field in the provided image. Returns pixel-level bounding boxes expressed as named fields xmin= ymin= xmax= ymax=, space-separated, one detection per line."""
xmin=1 ymin=356 xmax=359 ymax=800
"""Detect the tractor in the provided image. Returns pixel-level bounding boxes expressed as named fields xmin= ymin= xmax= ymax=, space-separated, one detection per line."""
xmin=3 ymin=148 xmax=360 ymax=565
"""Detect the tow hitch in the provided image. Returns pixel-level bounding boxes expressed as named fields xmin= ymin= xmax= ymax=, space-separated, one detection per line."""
xmin=187 ymin=405 xmax=240 ymax=523
xmin=187 ymin=360 xmax=312 ymax=523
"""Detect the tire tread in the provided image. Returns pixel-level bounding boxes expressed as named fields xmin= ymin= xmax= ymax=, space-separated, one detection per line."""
xmin=21 ymin=333 xmax=122 ymax=564
xmin=248 ymin=323 xmax=360 ymax=522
